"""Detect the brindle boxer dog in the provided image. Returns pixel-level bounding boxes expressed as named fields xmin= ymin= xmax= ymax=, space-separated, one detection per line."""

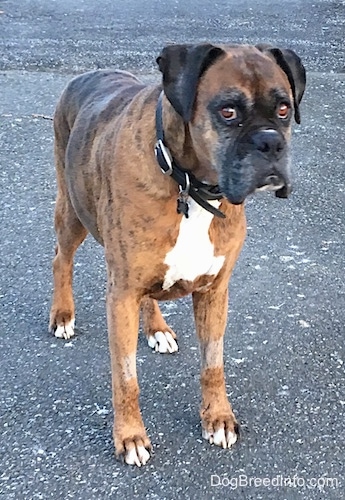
xmin=50 ymin=43 xmax=306 ymax=466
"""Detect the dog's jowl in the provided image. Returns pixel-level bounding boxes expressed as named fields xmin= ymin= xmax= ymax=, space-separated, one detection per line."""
xmin=49 ymin=43 xmax=306 ymax=466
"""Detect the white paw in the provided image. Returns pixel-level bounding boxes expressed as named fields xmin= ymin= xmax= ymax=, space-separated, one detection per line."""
xmin=125 ymin=445 xmax=151 ymax=467
xmin=53 ymin=319 xmax=75 ymax=339
xmin=147 ymin=331 xmax=178 ymax=353
xmin=202 ymin=427 xmax=237 ymax=449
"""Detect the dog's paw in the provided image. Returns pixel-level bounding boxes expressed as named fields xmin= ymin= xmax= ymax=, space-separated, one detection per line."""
xmin=124 ymin=440 xmax=151 ymax=467
xmin=201 ymin=404 xmax=239 ymax=449
xmin=116 ymin=436 xmax=152 ymax=467
xmin=202 ymin=425 xmax=238 ymax=449
xmin=50 ymin=318 xmax=75 ymax=339
xmin=147 ymin=331 xmax=178 ymax=353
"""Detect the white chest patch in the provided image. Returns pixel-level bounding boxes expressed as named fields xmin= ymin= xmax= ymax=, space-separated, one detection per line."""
xmin=162 ymin=198 xmax=225 ymax=290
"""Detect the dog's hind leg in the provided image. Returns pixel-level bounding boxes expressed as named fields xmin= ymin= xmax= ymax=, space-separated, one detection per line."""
xmin=141 ymin=298 xmax=178 ymax=353
xmin=49 ymin=115 xmax=88 ymax=339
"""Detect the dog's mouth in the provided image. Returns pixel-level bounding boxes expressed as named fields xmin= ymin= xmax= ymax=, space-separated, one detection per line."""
xmin=221 ymin=174 xmax=292 ymax=205
xmin=255 ymin=174 xmax=292 ymax=198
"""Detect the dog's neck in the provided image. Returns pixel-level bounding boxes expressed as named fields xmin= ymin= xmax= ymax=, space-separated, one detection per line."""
xmin=155 ymin=92 xmax=225 ymax=219
xmin=161 ymin=97 xmax=218 ymax=185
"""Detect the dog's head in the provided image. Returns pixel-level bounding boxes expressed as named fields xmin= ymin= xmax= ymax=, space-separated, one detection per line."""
xmin=157 ymin=43 xmax=306 ymax=204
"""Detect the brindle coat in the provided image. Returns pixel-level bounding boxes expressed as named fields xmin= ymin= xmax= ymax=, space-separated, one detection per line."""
xmin=50 ymin=43 xmax=306 ymax=466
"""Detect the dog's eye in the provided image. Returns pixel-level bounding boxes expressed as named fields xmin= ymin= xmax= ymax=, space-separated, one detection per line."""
xmin=277 ymin=103 xmax=290 ymax=119
xmin=220 ymin=107 xmax=237 ymax=121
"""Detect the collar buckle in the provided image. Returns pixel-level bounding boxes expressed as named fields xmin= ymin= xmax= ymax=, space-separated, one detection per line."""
xmin=154 ymin=139 xmax=173 ymax=175
xmin=177 ymin=172 xmax=191 ymax=218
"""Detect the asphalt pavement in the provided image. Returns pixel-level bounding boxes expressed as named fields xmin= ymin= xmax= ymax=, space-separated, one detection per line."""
xmin=0 ymin=1 xmax=344 ymax=499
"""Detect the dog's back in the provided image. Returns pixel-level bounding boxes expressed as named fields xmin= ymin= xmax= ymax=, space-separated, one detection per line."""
xmin=55 ymin=69 xmax=146 ymax=135
xmin=53 ymin=70 xmax=149 ymax=241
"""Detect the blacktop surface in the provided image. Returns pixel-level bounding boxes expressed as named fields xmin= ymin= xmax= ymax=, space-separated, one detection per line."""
xmin=0 ymin=0 xmax=344 ymax=499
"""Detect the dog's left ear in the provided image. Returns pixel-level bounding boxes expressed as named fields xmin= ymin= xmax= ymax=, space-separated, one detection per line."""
xmin=257 ymin=44 xmax=306 ymax=124
xmin=157 ymin=43 xmax=225 ymax=123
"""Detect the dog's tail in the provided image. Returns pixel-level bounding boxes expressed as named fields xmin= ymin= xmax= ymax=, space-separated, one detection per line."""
xmin=53 ymin=72 xmax=87 ymax=169
xmin=53 ymin=73 xmax=84 ymax=173
xmin=53 ymin=100 xmax=71 ymax=178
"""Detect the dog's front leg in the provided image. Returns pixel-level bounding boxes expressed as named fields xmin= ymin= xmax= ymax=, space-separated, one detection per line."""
xmin=193 ymin=285 xmax=239 ymax=449
xmin=106 ymin=284 xmax=151 ymax=466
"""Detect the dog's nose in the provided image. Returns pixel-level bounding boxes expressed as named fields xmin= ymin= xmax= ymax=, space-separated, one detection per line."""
xmin=251 ymin=129 xmax=285 ymax=159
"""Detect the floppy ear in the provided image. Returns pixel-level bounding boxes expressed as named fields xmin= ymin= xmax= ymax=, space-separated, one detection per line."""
xmin=256 ymin=44 xmax=306 ymax=124
xmin=156 ymin=43 xmax=225 ymax=123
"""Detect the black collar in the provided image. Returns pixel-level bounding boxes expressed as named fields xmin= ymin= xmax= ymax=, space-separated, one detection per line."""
xmin=154 ymin=91 xmax=225 ymax=219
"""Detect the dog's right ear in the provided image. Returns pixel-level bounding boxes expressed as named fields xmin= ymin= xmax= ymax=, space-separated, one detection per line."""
xmin=157 ymin=43 xmax=225 ymax=123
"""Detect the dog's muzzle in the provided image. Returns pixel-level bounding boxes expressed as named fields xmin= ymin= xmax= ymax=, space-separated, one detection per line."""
xmin=220 ymin=128 xmax=293 ymax=205
xmin=252 ymin=129 xmax=292 ymax=198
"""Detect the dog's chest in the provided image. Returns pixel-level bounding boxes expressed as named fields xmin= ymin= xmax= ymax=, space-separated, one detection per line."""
xmin=162 ymin=199 xmax=225 ymax=291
